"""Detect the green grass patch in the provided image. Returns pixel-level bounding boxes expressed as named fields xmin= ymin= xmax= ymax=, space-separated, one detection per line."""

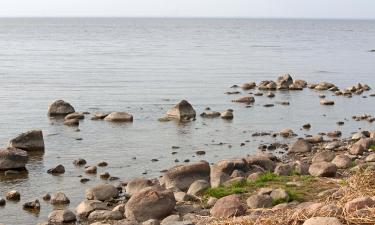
xmin=370 ymin=145 xmax=375 ymax=151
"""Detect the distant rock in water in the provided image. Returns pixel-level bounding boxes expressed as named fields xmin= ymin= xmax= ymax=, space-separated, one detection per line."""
xmin=162 ymin=100 xmax=196 ymax=122
xmin=8 ymin=130 xmax=45 ymax=151
xmin=104 ymin=112 xmax=133 ymax=122
xmin=369 ymin=49 xmax=375 ymax=52
xmin=0 ymin=147 xmax=28 ymax=171
xmin=48 ymin=100 xmax=75 ymax=116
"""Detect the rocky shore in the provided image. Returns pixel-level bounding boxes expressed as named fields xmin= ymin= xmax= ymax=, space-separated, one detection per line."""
xmin=0 ymin=74 xmax=374 ymax=225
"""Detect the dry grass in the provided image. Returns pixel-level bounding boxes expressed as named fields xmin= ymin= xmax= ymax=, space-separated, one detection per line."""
xmin=207 ymin=170 xmax=375 ymax=225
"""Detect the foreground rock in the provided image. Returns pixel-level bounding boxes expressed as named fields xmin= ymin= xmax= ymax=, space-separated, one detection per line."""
xmin=76 ymin=200 xmax=108 ymax=219
xmin=47 ymin=164 xmax=65 ymax=174
xmin=220 ymin=110 xmax=233 ymax=120
xmin=162 ymin=161 xmax=210 ymax=191
xmin=8 ymin=130 xmax=44 ymax=151
xmin=85 ymin=184 xmax=119 ymax=201
xmin=50 ymin=192 xmax=70 ymax=205
xmin=23 ymin=199 xmax=41 ymax=212
xmin=125 ymin=187 xmax=176 ymax=222
xmin=246 ymin=194 xmax=272 ymax=209
xmin=162 ymin=100 xmax=196 ymax=122
xmin=344 ymin=196 xmax=375 ymax=213
xmin=0 ymin=147 xmax=28 ymax=171
xmin=210 ymin=194 xmax=246 ymax=218
xmin=104 ymin=112 xmax=133 ymax=122
xmin=210 ymin=158 xmax=247 ymax=188
xmin=303 ymin=217 xmax=342 ymax=225
xmin=48 ymin=209 xmax=76 ymax=223
xmin=289 ymin=139 xmax=312 ymax=153
xmin=309 ymin=162 xmax=337 ymax=177
xmin=48 ymin=100 xmax=75 ymax=116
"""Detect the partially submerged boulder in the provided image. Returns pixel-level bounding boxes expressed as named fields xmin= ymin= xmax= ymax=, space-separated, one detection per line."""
xmin=0 ymin=147 xmax=28 ymax=171
xmin=8 ymin=130 xmax=44 ymax=151
xmin=104 ymin=112 xmax=133 ymax=122
xmin=165 ymin=100 xmax=196 ymax=121
xmin=276 ymin=74 xmax=293 ymax=90
xmin=232 ymin=96 xmax=255 ymax=104
xmin=48 ymin=100 xmax=75 ymax=116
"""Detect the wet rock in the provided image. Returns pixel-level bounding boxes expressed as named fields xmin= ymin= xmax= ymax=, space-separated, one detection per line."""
xmin=48 ymin=209 xmax=76 ymax=223
xmin=80 ymin=178 xmax=90 ymax=183
xmin=65 ymin=112 xmax=85 ymax=120
xmin=289 ymin=138 xmax=312 ymax=153
xmin=303 ymin=217 xmax=342 ymax=225
xmin=309 ymin=162 xmax=337 ymax=177
xmin=8 ymin=130 xmax=44 ymax=151
xmin=210 ymin=194 xmax=245 ymax=218
xmin=266 ymin=92 xmax=275 ymax=98
xmin=47 ymin=164 xmax=65 ymax=174
xmin=23 ymin=199 xmax=41 ymax=212
xmin=187 ymin=180 xmax=210 ymax=196
xmin=105 ymin=112 xmax=134 ymax=122
xmin=50 ymin=192 xmax=70 ymax=205
xmin=276 ymin=74 xmax=293 ymax=90
xmin=279 ymin=128 xmax=294 ymax=138
xmin=76 ymin=200 xmax=108 ymax=219
xmin=85 ymin=166 xmax=97 ymax=174
xmin=165 ymin=100 xmax=196 ymax=121
xmin=302 ymin=123 xmax=311 ymax=129
xmin=232 ymin=96 xmax=255 ymax=104
xmin=6 ymin=190 xmax=20 ymax=201
xmin=100 ymin=172 xmax=110 ymax=179
xmin=88 ymin=210 xmax=124 ymax=221
xmin=332 ymin=155 xmax=352 ymax=168
xmin=305 ymin=135 xmax=323 ymax=143
xmin=64 ymin=118 xmax=80 ymax=126
xmin=86 ymin=184 xmax=118 ymax=201
xmin=220 ymin=110 xmax=233 ymax=120
xmin=163 ymin=161 xmax=210 ymax=191
xmin=258 ymin=80 xmax=277 ymax=90
xmin=200 ymin=111 xmax=220 ymax=118
xmin=42 ymin=193 xmax=51 ymax=201
xmin=126 ymin=178 xmax=154 ymax=195
xmin=312 ymin=151 xmax=335 ymax=163
xmin=320 ymin=100 xmax=335 ymax=105
xmin=48 ymin=100 xmax=75 ymax=116
xmin=195 ymin=150 xmax=206 ymax=155
xmin=344 ymin=197 xmax=375 ymax=213
xmin=125 ymin=187 xmax=176 ymax=222
xmin=98 ymin=161 xmax=108 ymax=167
xmin=73 ymin=158 xmax=87 ymax=166
xmin=246 ymin=194 xmax=273 ymax=209
xmin=0 ymin=198 xmax=5 ymax=206
xmin=0 ymin=147 xmax=28 ymax=171
xmin=241 ymin=82 xmax=256 ymax=90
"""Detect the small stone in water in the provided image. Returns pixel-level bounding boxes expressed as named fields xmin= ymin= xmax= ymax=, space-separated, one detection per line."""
xmin=97 ymin=161 xmax=108 ymax=167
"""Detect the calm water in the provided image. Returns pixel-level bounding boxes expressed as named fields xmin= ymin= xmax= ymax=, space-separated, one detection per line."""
xmin=0 ymin=18 xmax=374 ymax=224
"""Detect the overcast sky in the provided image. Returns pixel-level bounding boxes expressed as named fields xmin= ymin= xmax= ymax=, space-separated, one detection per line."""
xmin=1 ymin=0 xmax=375 ymax=19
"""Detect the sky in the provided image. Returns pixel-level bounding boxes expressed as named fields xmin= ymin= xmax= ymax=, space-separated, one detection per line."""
xmin=1 ymin=0 xmax=375 ymax=19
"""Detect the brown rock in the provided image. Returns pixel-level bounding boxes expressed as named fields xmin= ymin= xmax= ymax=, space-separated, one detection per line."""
xmin=210 ymin=195 xmax=246 ymax=218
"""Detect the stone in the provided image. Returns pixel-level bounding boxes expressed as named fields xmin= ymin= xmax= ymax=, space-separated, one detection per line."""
xmin=200 ymin=111 xmax=221 ymax=118
xmin=100 ymin=172 xmax=110 ymax=179
xmin=6 ymin=190 xmax=20 ymax=201
xmin=293 ymin=161 xmax=310 ymax=175
xmin=302 ymin=123 xmax=311 ymax=129
xmin=48 ymin=209 xmax=76 ymax=223
xmin=305 ymin=135 xmax=323 ymax=144
xmin=173 ymin=192 xmax=196 ymax=202
xmin=85 ymin=166 xmax=97 ymax=174
xmin=210 ymin=195 xmax=246 ymax=218
xmin=126 ymin=178 xmax=153 ymax=195
xmin=279 ymin=128 xmax=294 ymax=138
xmin=344 ymin=197 xmax=375 ymax=212
xmin=0 ymin=198 xmax=5 ymax=206
xmin=327 ymin=131 xmax=342 ymax=138
xmin=276 ymin=74 xmax=293 ymax=89
xmin=98 ymin=161 xmax=107 ymax=167
xmin=207 ymin=197 xmax=218 ymax=207
xmin=289 ymin=138 xmax=312 ymax=153
xmin=47 ymin=164 xmax=65 ymax=174
xmin=270 ymin=188 xmax=289 ymax=202
xmin=23 ymin=199 xmax=41 ymax=211
xmin=220 ymin=110 xmax=233 ymax=120
xmin=246 ymin=155 xmax=275 ymax=171
xmin=64 ymin=118 xmax=79 ymax=126
xmin=125 ymin=187 xmax=176 ymax=222
xmin=320 ymin=100 xmax=335 ymax=105
xmin=303 ymin=217 xmax=342 ymax=225
xmin=50 ymin=192 xmax=70 ymax=205
xmin=325 ymin=142 xmax=341 ymax=150
xmin=223 ymin=177 xmax=245 ymax=187
xmin=8 ymin=130 xmax=44 ymax=151
xmin=73 ymin=158 xmax=87 ymax=166
xmin=246 ymin=194 xmax=273 ymax=209
xmin=160 ymin=214 xmax=180 ymax=225
xmin=332 ymin=155 xmax=352 ymax=168
xmin=232 ymin=96 xmax=255 ymax=104
xmin=349 ymin=144 xmax=365 ymax=155
xmin=143 ymin=219 xmax=160 ymax=225
xmin=187 ymin=180 xmax=210 ymax=196
xmin=166 ymin=100 xmax=196 ymax=121
xmin=274 ymin=163 xmax=293 ymax=176
xmin=0 ymin=147 xmax=28 ymax=171
xmin=48 ymin=100 xmax=75 ymax=116
xmin=76 ymin=200 xmax=108 ymax=218
xmin=86 ymin=184 xmax=119 ymax=201
xmin=309 ymin=162 xmax=337 ymax=177
xmin=42 ymin=193 xmax=51 ymax=201
xmin=104 ymin=112 xmax=133 ymax=122
xmin=210 ymin=158 xmax=247 ymax=187
xmin=312 ymin=151 xmax=335 ymax=163
xmin=88 ymin=210 xmax=124 ymax=221
xmin=65 ymin=112 xmax=85 ymax=120
xmin=241 ymin=82 xmax=256 ymax=90
xmin=163 ymin=161 xmax=210 ymax=191
xmin=366 ymin=154 xmax=375 ymax=162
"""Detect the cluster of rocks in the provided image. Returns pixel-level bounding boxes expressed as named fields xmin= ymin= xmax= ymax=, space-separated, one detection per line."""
xmin=352 ymin=114 xmax=375 ymax=123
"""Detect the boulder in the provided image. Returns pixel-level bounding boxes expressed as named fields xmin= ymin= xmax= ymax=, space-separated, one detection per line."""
xmin=289 ymin=138 xmax=312 ymax=153
xmin=241 ymin=82 xmax=256 ymax=90
xmin=270 ymin=188 xmax=289 ymax=202
xmin=349 ymin=144 xmax=364 ymax=155
xmin=50 ymin=192 xmax=70 ymax=205
xmin=187 ymin=180 xmax=210 ymax=196
xmin=125 ymin=187 xmax=176 ymax=222
xmin=309 ymin=162 xmax=337 ymax=177
xmin=0 ymin=147 xmax=28 ymax=171
xmin=8 ymin=130 xmax=44 ymax=151
xmin=86 ymin=184 xmax=118 ymax=201
xmin=332 ymin=155 xmax=352 ymax=168
xmin=88 ymin=210 xmax=123 ymax=221
xmin=210 ymin=195 xmax=246 ymax=218
xmin=47 ymin=100 xmax=75 ymax=116
xmin=220 ymin=110 xmax=233 ymax=120
xmin=47 ymin=164 xmax=65 ymax=174
xmin=23 ymin=199 xmax=41 ymax=212
xmin=104 ymin=112 xmax=133 ymax=122
xmin=246 ymin=194 xmax=273 ymax=209
xmin=166 ymin=100 xmax=196 ymax=121
xmin=344 ymin=197 xmax=375 ymax=213
xmin=232 ymin=96 xmax=255 ymax=104
xmin=48 ymin=209 xmax=76 ymax=223
xmin=76 ymin=200 xmax=108 ymax=219
xmin=6 ymin=190 xmax=20 ymax=201
xmin=276 ymin=74 xmax=293 ymax=89
xmin=274 ymin=163 xmax=293 ymax=176
xmin=163 ymin=161 xmax=210 ymax=191
xmin=246 ymin=155 xmax=275 ymax=171
xmin=210 ymin=158 xmax=247 ymax=187
xmin=91 ymin=112 xmax=110 ymax=120
xmin=65 ymin=112 xmax=85 ymax=120
xmin=312 ymin=151 xmax=335 ymax=163
xmin=303 ymin=217 xmax=342 ymax=225
xmin=126 ymin=178 xmax=154 ymax=195
xmin=258 ymin=81 xmax=277 ymax=90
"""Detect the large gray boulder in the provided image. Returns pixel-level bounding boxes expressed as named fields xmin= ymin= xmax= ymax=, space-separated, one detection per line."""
xmin=166 ymin=100 xmax=196 ymax=121
xmin=0 ymin=147 xmax=28 ymax=171
xmin=8 ymin=130 xmax=44 ymax=151
xmin=163 ymin=161 xmax=210 ymax=191
xmin=125 ymin=187 xmax=176 ymax=222
xmin=85 ymin=184 xmax=119 ymax=201
xmin=48 ymin=100 xmax=75 ymax=116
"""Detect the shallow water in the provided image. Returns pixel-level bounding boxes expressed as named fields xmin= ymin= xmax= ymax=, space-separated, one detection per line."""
xmin=0 ymin=18 xmax=374 ymax=224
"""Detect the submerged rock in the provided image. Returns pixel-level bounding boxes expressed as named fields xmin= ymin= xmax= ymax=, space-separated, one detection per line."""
xmin=232 ymin=96 xmax=255 ymax=104
xmin=47 ymin=164 xmax=65 ymax=174
xmin=65 ymin=112 xmax=85 ymax=120
xmin=48 ymin=100 xmax=75 ymax=116
xmin=104 ymin=112 xmax=134 ymax=122
xmin=8 ymin=130 xmax=44 ymax=151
